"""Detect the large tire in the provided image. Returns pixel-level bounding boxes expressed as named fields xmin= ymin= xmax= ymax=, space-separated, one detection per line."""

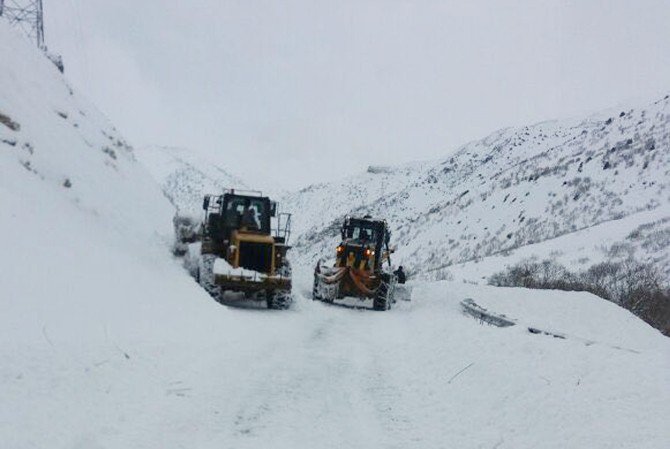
xmin=267 ymin=290 xmax=292 ymax=310
xmin=312 ymin=273 xmax=322 ymax=301
xmin=373 ymin=274 xmax=394 ymax=311
xmin=313 ymin=269 xmax=336 ymax=303
xmin=278 ymin=259 xmax=292 ymax=278
xmin=324 ymin=282 xmax=336 ymax=303
xmin=197 ymin=254 xmax=221 ymax=301
xmin=315 ymin=276 xmax=336 ymax=304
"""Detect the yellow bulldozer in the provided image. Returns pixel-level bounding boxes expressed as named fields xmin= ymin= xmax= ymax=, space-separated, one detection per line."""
xmin=196 ymin=189 xmax=292 ymax=309
xmin=313 ymin=215 xmax=403 ymax=310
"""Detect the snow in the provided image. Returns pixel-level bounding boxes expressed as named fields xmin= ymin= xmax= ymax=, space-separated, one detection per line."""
xmin=448 ymin=204 xmax=670 ymax=284
xmin=213 ymin=256 xmax=265 ymax=279
xmin=135 ymin=145 xmax=248 ymax=217
xmin=1 ymin=19 xmax=669 ymax=449
xmin=454 ymin=282 xmax=661 ymax=351
xmin=280 ymin=95 xmax=670 ymax=281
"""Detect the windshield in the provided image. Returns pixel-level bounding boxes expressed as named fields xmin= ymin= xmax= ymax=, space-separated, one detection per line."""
xmin=346 ymin=225 xmax=377 ymax=242
xmin=225 ymin=197 xmax=266 ymax=230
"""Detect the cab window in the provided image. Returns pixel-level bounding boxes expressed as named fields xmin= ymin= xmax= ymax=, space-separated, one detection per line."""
xmin=349 ymin=225 xmax=376 ymax=242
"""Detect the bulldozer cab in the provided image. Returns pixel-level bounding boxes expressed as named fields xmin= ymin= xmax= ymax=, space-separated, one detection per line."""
xmin=201 ymin=190 xmax=291 ymax=277
xmin=337 ymin=216 xmax=391 ymax=271
xmin=203 ymin=192 xmax=272 ymax=242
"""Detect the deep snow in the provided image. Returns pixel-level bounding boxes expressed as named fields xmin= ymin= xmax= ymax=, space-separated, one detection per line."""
xmin=1 ymin=19 xmax=669 ymax=449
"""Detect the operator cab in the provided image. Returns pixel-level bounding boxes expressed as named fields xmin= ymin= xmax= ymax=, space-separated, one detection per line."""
xmin=222 ymin=195 xmax=269 ymax=232
xmin=203 ymin=192 xmax=272 ymax=242
xmin=337 ymin=216 xmax=391 ymax=270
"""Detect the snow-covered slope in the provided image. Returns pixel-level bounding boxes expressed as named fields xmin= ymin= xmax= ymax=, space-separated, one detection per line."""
xmin=284 ymin=161 xmax=432 ymax=241
xmin=0 ymin=39 xmax=173 ymax=244
xmin=136 ymin=145 xmax=247 ymax=216
xmin=0 ymin=20 xmax=221 ymax=447
xmin=282 ymin=96 xmax=670 ymax=279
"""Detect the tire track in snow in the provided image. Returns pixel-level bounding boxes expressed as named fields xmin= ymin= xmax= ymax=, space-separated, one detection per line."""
xmin=219 ymin=295 xmax=391 ymax=447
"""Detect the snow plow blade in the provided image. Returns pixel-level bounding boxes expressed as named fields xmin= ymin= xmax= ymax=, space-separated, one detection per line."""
xmin=313 ymin=263 xmax=396 ymax=311
xmin=214 ymin=273 xmax=291 ymax=294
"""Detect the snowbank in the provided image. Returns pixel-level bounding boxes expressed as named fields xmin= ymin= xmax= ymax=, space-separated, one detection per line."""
xmin=0 ymin=20 xmax=224 ymax=448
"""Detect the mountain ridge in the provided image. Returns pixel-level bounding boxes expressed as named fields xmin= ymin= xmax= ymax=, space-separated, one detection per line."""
xmin=280 ymin=93 xmax=670 ymax=280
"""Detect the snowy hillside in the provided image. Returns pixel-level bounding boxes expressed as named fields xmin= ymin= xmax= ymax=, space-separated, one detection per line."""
xmin=0 ymin=20 xmax=222 ymax=447
xmin=136 ymin=145 xmax=248 ymax=217
xmin=284 ymin=161 xmax=432 ymax=237
xmin=0 ymin=37 xmax=173 ymax=244
xmin=282 ymin=96 xmax=670 ymax=280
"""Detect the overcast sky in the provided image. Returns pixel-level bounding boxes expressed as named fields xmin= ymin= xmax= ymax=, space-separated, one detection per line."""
xmin=42 ymin=0 xmax=670 ymax=190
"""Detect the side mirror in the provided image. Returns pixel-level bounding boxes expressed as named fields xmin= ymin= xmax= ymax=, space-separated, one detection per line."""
xmin=270 ymin=201 xmax=277 ymax=217
xmin=202 ymin=196 xmax=210 ymax=211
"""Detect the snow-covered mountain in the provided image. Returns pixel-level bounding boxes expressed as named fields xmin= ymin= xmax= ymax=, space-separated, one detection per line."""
xmin=282 ymin=96 xmax=670 ymax=280
xmin=136 ymin=145 xmax=247 ymax=216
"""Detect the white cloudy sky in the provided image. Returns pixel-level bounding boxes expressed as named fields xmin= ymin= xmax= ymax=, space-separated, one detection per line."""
xmin=43 ymin=0 xmax=670 ymax=190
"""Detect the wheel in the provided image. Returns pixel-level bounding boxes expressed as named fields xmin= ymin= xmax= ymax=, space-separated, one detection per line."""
xmin=373 ymin=274 xmax=394 ymax=311
xmin=267 ymin=290 xmax=292 ymax=310
xmin=372 ymin=282 xmax=389 ymax=311
xmin=312 ymin=273 xmax=322 ymax=301
xmin=196 ymin=255 xmax=224 ymax=303
xmin=278 ymin=259 xmax=292 ymax=278
xmin=323 ymin=285 xmax=336 ymax=303
xmin=313 ymin=272 xmax=336 ymax=303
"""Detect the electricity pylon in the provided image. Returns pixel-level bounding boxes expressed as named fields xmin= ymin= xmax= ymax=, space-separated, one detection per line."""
xmin=0 ymin=0 xmax=46 ymax=49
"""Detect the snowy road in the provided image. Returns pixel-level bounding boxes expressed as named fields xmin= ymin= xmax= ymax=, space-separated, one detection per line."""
xmin=28 ymin=277 xmax=659 ymax=449
xmin=3 ymin=254 xmax=670 ymax=449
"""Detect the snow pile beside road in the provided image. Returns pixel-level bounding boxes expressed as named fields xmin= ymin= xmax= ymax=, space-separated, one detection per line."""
xmin=454 ymin=282 xmax=661 ymax=350
xmin=399 ymin=282 xmax=670 ymax=448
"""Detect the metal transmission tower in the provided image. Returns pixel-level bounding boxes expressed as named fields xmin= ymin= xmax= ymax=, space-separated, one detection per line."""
xmin=0 ymin=0 xmax=62 ymax=72
xmin=0 ymin=0 xmax=46 ymax=49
